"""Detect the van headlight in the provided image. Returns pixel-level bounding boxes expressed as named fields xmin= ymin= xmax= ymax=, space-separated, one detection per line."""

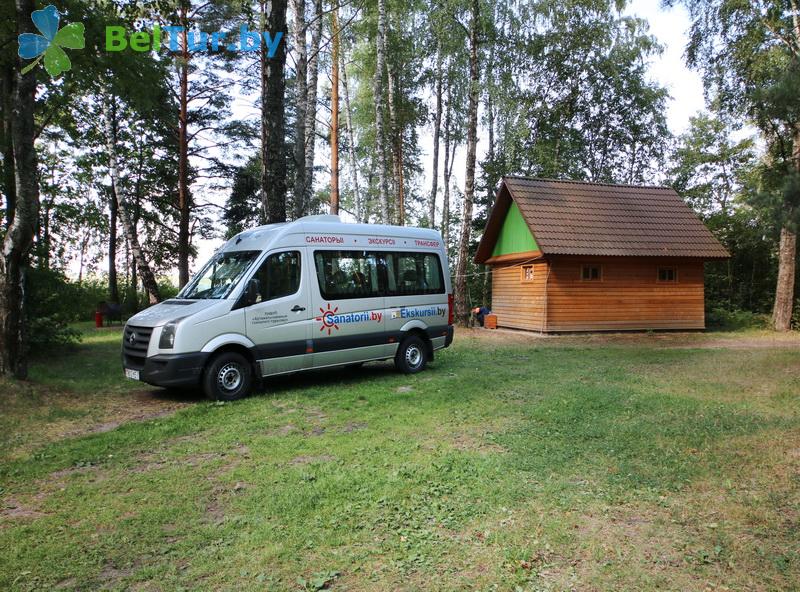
xmin=159 ymin=318 xmax=185 ymax=349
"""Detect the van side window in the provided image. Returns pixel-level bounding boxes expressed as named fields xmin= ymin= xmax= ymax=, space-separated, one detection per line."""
xmin=252 ymin=251 xmax=302 ymax=302
xmin=314 ymin=251 xmax=381 ymax=299
xmin=385 ymin=252 xmax=444 ymax=296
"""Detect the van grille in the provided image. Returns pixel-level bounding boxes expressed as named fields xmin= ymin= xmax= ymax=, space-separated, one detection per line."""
xmin=123 ymin=325 xmax=153 ymax=370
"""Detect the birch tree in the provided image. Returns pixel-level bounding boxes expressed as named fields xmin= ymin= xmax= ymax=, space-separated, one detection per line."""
xmin=385 ymin=38 xmax=404 ymax=225
xmin=455 ymin=0 xmax=480 ymax=325
xmin=373 ymin=0 xmax=391 ymax=222
xmin=300 ymin=0 xmax=322 ymax=216
xmin=330 ymin=7 xmax=340 ymax=215
xmin=102 ymin=97 xmax=161 ymax=304
xmin=292 ymin=0 xmax=308 ymax=216
xmin=0 ymin=0 xmax=39 ymax=377
xmin=429 ymin=46 xmax=443 ymax=229
xmin=339 ymin=42 xmax=362 ymax=220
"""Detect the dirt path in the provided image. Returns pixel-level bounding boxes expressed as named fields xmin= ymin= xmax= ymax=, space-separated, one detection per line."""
xmin=457 ymin=326 xmax=800 ymax=350
xmin=58 ymin=390 xmax=197 ymax=438
xmin=1 ymin=386 xmax=199 ymax=462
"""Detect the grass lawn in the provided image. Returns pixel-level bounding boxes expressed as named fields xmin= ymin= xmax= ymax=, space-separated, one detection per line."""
xmin=1 ymin=325 xmax=799 ymax=590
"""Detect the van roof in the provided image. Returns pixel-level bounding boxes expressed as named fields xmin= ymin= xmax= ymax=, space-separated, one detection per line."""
xmin=222 ymin=214 xmax=444 ymax=252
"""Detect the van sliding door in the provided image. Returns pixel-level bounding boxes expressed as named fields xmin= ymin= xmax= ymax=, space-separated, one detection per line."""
xmin=310 ymin=250 xmax=387 ymax=367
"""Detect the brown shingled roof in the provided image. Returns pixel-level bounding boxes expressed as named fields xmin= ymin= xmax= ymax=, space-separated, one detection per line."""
xmin=475 ymin=177 xmax=730 ymax=263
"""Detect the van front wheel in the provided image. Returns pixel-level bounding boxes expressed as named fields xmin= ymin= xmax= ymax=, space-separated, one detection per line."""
xmin=395 ymin=336 xmax=428 ymax=374
xmin=203 ymin=352 xmax=253 ymax=401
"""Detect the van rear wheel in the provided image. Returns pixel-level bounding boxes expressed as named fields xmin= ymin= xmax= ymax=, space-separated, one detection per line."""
xmin=395 ymin=335 xmax=428 ymax=374
xmin=203 ymin=352 xmax=253 ymax=401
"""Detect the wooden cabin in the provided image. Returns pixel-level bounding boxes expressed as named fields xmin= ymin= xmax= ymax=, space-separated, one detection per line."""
xmin=474 ymin=177 xmax=729 ymax=332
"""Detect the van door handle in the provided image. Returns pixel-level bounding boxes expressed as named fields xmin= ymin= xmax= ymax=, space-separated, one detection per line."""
xmin=291 ymin=305 xmax=306 ymax=312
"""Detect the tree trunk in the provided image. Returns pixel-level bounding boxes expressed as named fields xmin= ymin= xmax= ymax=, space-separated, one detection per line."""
xmin=292 ymin=0 xmax=307 ymax=217
xmin=299 ymin=0 xmax=322 ymax=216
xmin=455 ymin=0 xmax=480 ymax=326
xmin=330 ymin=8 xmax=340 ymax=215
xmin=429 ymin=47 xmax=443 ymax=229
xmin=261 ymin=0 xmax=288 ymax=223
xmin=339 ymin=43 xmax=362 ymax=221
xmin=772 ymin=226 xmax=797 ymax=331
xmin=41 ymin=189 xmax=51 ymax=269
xmin=0 ymin=0 xmax=40 ymax=378
xmin=772 ymin=130 xmax=800 ymax=331
xmin=386 ymin=57 xmax=404 ymax=225
xmin=383 ymin=11 xmax=403 ymax=225
xmin=77 ymin=232 xmax=90 ymax=284
xmin=129 ymin=238 xmax=138 ymax=312
xmin=373 ymin=0 xmax=391 ymax=223
xmin=108 ymin=185 xmax=119 ymax=302
xmin=102 ymin=97 xmax=161 ymax=304
xmin=177 ymin=5 xmax=191 ymax=287
xmin=442 ymin=87 xmax=452 ymax=250
xmin=1 ymin=64 xmax=16 ymax=229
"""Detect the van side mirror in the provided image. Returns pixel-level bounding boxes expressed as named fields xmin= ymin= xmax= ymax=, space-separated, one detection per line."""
xmin=235 ymin=278 xmax=260 ymax=309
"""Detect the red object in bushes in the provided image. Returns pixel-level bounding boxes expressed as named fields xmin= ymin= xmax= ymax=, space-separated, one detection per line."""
xmin=95 ymin=311 xmax=104 ymax=328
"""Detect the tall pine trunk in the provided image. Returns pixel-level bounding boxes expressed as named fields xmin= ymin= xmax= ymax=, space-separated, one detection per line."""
xmin=0 ymin=0 xmax=39 ymax=378
xmin=292 ymin=0 xmax=307 ymax=217
xmin=102 ymin=97 xmax=161 ymax=305
xmin=455 ymin=0 xmax=480 ymax=326
xmin=177 ymin=5 xmax=191 ymax=287
xmin=339 ymin=44 xmax=362 ymax=220
xmin=429 ymin=47 xmax=443 ymax=229
xmin=300 ymin=0 xmax=322 ymax=216
xmin=772 ymin=129 xmax=799 ymax=330
xmin=442 ymin=87 xmax=452 ymax=250
xmin=772 ymin=226 xmax=796 ymax=331
xmin=330 ymin=8 xmax=340 ymax=215
xmin=261 ymin=0 xmax=288 ymax=223
xmin=373 ymin=0 xmax=390 ymax=223
xmin=1 ymin=65 xmax=15 ymax=229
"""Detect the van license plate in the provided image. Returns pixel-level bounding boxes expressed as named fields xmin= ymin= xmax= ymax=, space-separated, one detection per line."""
xmin=124 ymin=368 xmax=140 ymax=380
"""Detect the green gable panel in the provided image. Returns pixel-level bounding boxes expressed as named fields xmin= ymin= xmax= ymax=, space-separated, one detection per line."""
xmin=491 ymin=202 xmax=538 ymax=257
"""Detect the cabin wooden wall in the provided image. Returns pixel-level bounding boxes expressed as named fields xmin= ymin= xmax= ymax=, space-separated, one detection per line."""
xmin=489 ymin=256 xmax=707 ymax=332
xmin=544 ymin=256 xmax=706 ymax=331
xmin=490 ymin=260 xmax=549 ymax=331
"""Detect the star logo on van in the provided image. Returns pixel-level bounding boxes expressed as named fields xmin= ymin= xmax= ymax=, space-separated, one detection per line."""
xmin=316 ymin=303 xmax=339 ymax=335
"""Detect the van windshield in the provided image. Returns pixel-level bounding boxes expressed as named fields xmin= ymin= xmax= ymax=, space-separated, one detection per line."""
xmin=176 ymin=250 xmax=260 ymax=300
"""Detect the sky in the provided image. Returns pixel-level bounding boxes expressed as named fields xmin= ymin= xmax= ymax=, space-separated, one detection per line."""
xmin=167 ymin=0 xmax=711 ymax=280
xmin=624 ymin=0 xmax=706 ymax=134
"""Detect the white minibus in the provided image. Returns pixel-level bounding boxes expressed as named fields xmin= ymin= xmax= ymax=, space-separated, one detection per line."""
xmin=122 ymin=215 xmax=454 ymax=400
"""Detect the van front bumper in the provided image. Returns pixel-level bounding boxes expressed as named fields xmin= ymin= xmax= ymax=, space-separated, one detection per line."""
xmin=136 ymin=352 xmax=210 ymax=388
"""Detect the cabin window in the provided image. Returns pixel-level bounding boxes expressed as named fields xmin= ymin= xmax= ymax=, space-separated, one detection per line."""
xmin=658 ymin=267 xmax=677 ymax=282
xmin=521 ymin=265 xmax=534 ymax=282
xmin=581 ymin=264 xmax=602 ymax=281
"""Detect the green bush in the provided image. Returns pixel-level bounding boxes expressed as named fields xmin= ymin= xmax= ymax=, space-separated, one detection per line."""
xmin=26 ymin=268 xmax=83 ymax=349
xmin=706 ymin=306 xmax=770 ymax=330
